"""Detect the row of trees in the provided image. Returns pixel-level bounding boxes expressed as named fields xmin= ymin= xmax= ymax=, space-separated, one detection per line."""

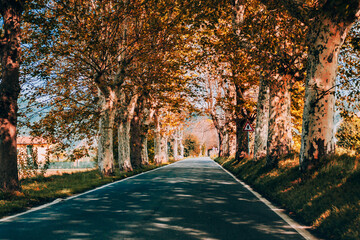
xmin=198 ymin=0 xmax=360 ymax=170
xmin=1 ymin=0 xmax=360 ymax=191
xmin=1 ymin=0 xmax=203 ymax=191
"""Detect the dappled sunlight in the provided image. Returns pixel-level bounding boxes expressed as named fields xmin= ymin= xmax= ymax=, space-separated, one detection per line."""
xmin=313 ymin=209 xmax=331 ymax=228
xmin=151 ymin=222 xmax=221 ymax=240
xmin=253 ymin=222 xmax=299 ymax=236
xmin=56 ymin=189 xmax=72 ymax=195
xmin=278 ymin=158 xmax=298 ymax=168
xmin=0 ymin=159 xmax=304 ymax=239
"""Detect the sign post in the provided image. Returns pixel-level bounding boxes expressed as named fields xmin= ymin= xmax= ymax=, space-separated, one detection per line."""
xmin=242 ymin=121 xmax=254 ymax=156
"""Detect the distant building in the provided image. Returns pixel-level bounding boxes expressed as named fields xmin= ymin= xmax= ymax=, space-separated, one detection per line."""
xmin=17 ymin=136 xmax=49 ymax=165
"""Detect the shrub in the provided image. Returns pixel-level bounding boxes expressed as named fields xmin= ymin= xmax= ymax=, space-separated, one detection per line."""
xmin=336 ymin=115 xmax=360 ymax=154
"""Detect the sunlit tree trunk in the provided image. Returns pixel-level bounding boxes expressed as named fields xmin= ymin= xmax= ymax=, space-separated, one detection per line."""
xmin=179 ymin=140 xmax=184 ymax=159
xmin=222 ymin=131 xmax=230 ymax=157
xmin=0 ymin=1 xmax=23 ymax=191
xmin=118 ymin=120 xmax=132 ymax=171
xmin=266 ymin=74 xmax=292 ymax=167
xmin=173 ymin=129 xmax=179 ymax=161
xmin=160 ymin=136 xmax=169 ymax=163
xmin=141 ymin=135 xmax=149 ymax=165
xmin=154 ymin=112 xmax=162 ymax=164
xmin=254 ymin=77 xmax=269 ymax=160
xmin=118 ymin=93 xmax=138 ymax=171
xmin=97 ymin=89 xmax=116 ymax=175
xmin=300 ymin=18 xmax=353 ymax=171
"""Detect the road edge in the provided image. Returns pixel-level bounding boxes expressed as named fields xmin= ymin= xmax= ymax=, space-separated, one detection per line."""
xmin=0 ymin=160 xmax=181 ymax=223
xmin=213 ymin=159 xmax=321 ymax=240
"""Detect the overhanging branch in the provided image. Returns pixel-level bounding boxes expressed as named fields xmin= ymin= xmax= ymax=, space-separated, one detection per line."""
xmin=259 ymin=0 xmax=313 ymax=25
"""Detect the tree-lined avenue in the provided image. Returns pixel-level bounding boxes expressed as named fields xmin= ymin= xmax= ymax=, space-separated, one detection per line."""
xmin=0 ymin=158 xmax=311 ymax=240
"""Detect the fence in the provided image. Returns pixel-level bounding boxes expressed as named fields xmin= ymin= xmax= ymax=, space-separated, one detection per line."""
xmin=48 ymin=161 xmax=96 ymax=169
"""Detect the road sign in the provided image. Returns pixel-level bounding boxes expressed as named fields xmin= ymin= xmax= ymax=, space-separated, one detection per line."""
xmin=243 ymin=122 xmax=254 ymax=132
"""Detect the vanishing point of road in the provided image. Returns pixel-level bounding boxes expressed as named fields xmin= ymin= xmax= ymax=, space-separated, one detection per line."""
xmin=0 ymin=158 xmax=316 ymax=240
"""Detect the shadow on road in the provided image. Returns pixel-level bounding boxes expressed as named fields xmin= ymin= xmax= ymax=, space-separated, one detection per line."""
xmin=0 ymin=158 xmax=304 ymax=240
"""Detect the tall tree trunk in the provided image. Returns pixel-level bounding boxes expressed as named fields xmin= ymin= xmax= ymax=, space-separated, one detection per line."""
xmin=0 ymin=1 xmax=23 ymax=191
xmin=300 ymin=18 xmax=353 ymax=171
xmin=266 ymin=74 xmax=292 ymax=167
xmin=160 ymin=136 xmax=169 ymax=163
xmin=222 ymin=131 xmax=230 ymax=157
xmin=97 ymin=90 xmax=116 ymax=175
xmin=235 ymin=117 xmax=249 ymax=160
xmin=154 ymin=112 xmax=162 ymax=164
xmin=217 ymin=132 xmax=224 ymax=158
xmin=118 ymin=93 xmax=138 ymax=171
xmin=130 ymin=114 xmax=142 ymax=169
xmin=141 ymin=135 xmax=149 ymax=165
xmin=229 ymin=130 xmax=236 ymax=157
xmin=234 ymin=84 xmax=254 ymax=161
xmin=118 ymin=120 xmax=133 ymax=171
xmin=211 ymin=113 xmax=230 ymax=158
xmin=179 ymin=140 xmax=184 ymax=159
xmin=254 ymin=77 xmax=270 ymax=160
xmin=173 ymin=136 xmax=179 ymax=161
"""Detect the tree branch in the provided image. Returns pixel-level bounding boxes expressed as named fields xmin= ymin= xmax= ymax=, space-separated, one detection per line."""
xmin=259 ymin=0 xmax=313 ymax=25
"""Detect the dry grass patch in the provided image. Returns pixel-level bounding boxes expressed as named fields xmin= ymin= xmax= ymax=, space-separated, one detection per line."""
xmin=215 ymin=154 xmax=360 ymax=240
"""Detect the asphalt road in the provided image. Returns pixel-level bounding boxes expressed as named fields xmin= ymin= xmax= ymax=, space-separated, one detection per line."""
xmin=0 ymin=158 xmax=309 ymax=240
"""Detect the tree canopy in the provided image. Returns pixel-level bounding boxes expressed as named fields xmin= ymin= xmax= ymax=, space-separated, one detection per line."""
xmin=1 ymin=0 xmax=360 ymax=191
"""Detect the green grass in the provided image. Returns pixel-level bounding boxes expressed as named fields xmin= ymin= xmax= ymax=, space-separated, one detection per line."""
xmin=0 ymin=164 xmax=166 ymax=219
xmin=215 ymin=154 xmax=360 ymax=240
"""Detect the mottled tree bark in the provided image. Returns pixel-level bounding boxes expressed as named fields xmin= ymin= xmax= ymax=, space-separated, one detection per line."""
xmin=154 ymin=113 xmax=162 ymax=164
xmin=179 ymin=140 xmax=184 ymax=159
xmin=159 ymin=136 xmax=169 ymax=163
xmin=141 ymin=136 xmax=149 ymax=165
xmin=97 ymin=90 xmax=116 ymax=175
xmin=266 ymin=75 xmax=292 ymax=167
xmin=0 ymin=1 xmax=23 ymax=191
xmin=118 ymin=120 xmax=133 ymax=171
xmin=118 ymin=94 xmax=138 ymax=171
xmin=259 ymin=0 xmax=360 ymax=172
xmin=173 ymin=136 xmax=179 ymax=161
xmin=300 ymin=17 xmax=354 ymax=171
xmin=130 ymin=98 xmax=153 ymax=168
xmin=254 ymin=77 xmax=270 ymax=160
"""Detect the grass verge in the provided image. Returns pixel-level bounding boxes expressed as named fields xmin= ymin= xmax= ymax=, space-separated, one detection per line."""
xmin=215 ymin=154 xmax=360 ymax=240
xmin=0 ymin=163 xmax=169 ymax=219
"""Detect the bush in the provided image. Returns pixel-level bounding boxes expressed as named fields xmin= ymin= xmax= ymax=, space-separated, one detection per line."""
xmin=336 ymin=115 xmax=360 ymax=154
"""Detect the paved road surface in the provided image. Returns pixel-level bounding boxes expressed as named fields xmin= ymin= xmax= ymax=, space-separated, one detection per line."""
xmin=0 ymin=158 xmax=308 ymax=240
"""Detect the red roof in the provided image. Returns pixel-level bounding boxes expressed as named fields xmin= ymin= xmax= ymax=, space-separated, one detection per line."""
xmin=17 ymin=136 xmax=48 ymax=145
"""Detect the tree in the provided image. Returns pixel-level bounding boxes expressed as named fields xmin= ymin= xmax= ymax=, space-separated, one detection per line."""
xmin=232 ymin=0 xmax=306 ymax=166
xmin=184 ymin=134 xmax=200 ymax=157
xmin=260 ymin=0 xmax=360 ymax=171
xmin=21 ymin=0 xmax=193 ymax=174
xmin=336 ymin=115 xmax=360 ymax=153
xmin=201 ymin=64 xmax=235 ymax=158
xmin=0 ymin=0 xmax=24 ymax=191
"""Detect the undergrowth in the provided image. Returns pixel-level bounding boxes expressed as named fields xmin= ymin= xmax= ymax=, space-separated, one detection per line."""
xmin=215 ymin=154 xmax=360 ymax=240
